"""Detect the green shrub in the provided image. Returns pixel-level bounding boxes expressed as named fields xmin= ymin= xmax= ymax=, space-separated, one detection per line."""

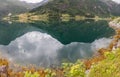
xmin=62 ymin=60 xmax=86 ymax=77
xmin=24 ymin=71 xmax=39 ymax=77
xmin=89 ymin=48 xmax=120 ymax=77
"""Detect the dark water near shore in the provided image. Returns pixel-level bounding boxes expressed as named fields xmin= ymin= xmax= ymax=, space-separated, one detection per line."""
xmin=0 ymin=20 xmax=115 ymax=66
xmin=0 ymin=20 xmax=114 ymax=45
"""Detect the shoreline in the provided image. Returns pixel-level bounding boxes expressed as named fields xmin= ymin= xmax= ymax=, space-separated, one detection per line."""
xmin=83 ymin=18 xmax=120 ymax=69
xmin=0 ymin=17 xmax=120 ymax=77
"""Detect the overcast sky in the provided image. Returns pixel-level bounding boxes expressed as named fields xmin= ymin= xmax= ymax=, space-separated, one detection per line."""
xmin=19 ymin=0 xmax=44 ymax=3
xmin=6 ymin=0 xmax=118 ymax=4
xmin=112 ymin=0 xmax=120 ymax=3
xmin=20 ymin=0 xmax=120 ymax=3
xmin=19 ymin=0 xmax=120 ymax=4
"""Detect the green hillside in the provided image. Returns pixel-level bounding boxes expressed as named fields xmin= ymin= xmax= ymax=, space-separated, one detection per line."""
xmin=30 ymin=0 xmax=113 ymax=17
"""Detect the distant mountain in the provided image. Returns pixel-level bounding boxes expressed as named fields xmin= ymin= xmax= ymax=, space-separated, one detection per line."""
xmin=0 ymin=0 xmax=37 ymax=17
xmin=30 ymin=0 xmax=120 ymax=17
xmin=35 ymin=0 xmax=49 ymax=7
xmin=100 ymin=0 xmax=120 ymax=16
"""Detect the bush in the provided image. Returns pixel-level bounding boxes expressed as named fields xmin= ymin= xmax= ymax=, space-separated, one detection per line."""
xmin=89 ymin=48 xmax=120 ymax=77
xmin=62 ymin=60 xmax=86 ymax=77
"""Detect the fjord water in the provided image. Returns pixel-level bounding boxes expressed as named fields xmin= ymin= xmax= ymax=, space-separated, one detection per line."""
xmin=0 ymin=20 xmax=114 ymax=66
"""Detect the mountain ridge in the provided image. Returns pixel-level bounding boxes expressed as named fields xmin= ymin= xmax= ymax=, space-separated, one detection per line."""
xmin=30 ymin=0 xmax=120 ymax=17
xmin=0 ymin=0 xmax=40 ymax=18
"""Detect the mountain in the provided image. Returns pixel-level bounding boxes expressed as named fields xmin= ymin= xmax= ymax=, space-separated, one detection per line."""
xmin=30 ymin=0 xmax=120 ymax=17
xmin=110 ymin=4 xmax=120 ymax=16
xmin=100 ymin=0 xmax=120 ymax=16
xmin=0 ymin=0 xmax=36 ymax=17
xmin=35 ymin=0 xmax=49 ymax=7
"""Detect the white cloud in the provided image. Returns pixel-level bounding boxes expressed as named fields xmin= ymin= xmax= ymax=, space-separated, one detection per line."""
xmin=0 ymin=31 xmax=63 ymax=66
xmin=19 ymin=0 xmax=44 ymax=3
xmin=0 ymin=31 xmax=112 ymax=66
xmin=112 ymin=0 xmax=120 ymax=3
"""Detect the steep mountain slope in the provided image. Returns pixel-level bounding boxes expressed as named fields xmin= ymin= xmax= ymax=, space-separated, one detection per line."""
xmin=30 ymin=0 xmax=120 ymax=17
xmin=0 ymin=0 xmax=36 ymax=17
xmin=34 ymin=0 xmax=49 ymax=7
xmin=112 ymin=4 xmax=120 ymax=16
xmin=30 ymin=0 xmax=113 ymax=17
xmin=100 ymin=0 xmax=120 ymax=16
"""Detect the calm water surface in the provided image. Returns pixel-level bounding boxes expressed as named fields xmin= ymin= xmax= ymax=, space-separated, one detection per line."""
xmin=0 ymin=20 xmax=115 ymax=66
